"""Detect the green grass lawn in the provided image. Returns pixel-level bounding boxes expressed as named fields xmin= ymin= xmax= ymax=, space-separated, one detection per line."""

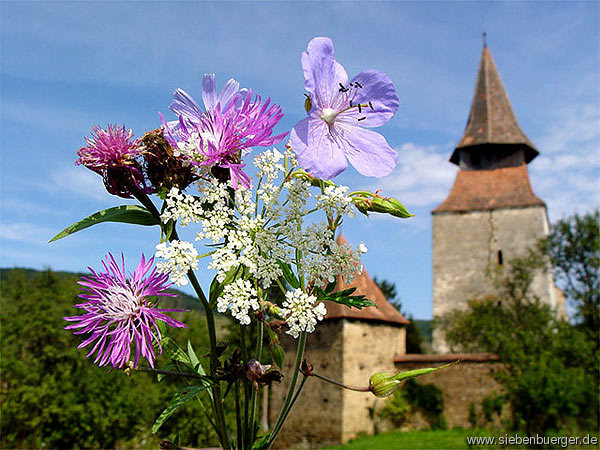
xmin=324 ymin=429 xmax=600 ymax=449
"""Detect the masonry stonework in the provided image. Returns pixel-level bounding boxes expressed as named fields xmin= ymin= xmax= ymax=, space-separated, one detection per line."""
xmin=270 ymin=319 xmax=405 ymax=447
xmin=394 ymin=356 xmax=504 ymax=429
xmin=432 ymin=205 xmax=559 ymax=353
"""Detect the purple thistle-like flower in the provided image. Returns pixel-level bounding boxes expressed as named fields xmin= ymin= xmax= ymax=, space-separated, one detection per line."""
xmin=76 ymin=125 xmax=153 ymax=198
xmin=64 ymin=254 xmax=186 ymax=369
xmin=161 ymin=74 xmax=288 ymax=189
xmin=290 ymin=37 xmax=400 ymax=180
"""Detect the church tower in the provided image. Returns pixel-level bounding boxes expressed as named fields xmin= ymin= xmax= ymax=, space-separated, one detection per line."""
xmin=431 ymin=43 xmax=564 ymax=353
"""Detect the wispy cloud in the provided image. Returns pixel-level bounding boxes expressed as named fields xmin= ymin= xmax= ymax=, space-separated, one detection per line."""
xmin=0 ymin=222 xmax=56 ymax=244
xmin=370 ymin=142 xmax=457 ymax=208
xmin=530 ymin=103 xmax=600 ymax=219
xmin=41 ymin=165 xmax=122 ymax=204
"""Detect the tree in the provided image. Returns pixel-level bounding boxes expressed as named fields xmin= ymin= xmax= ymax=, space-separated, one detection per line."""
xmin=374 ymin=277 xmax=424 ymax=354
xmin=440 ymin=250 xmax=598 ymax=435
xmin=542 ymin=209 xmax=599 ymax=344
xmin=0 ymin=269 xmax=221 ymax=448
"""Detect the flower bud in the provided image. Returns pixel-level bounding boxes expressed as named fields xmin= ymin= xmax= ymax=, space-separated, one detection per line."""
xmin=350 ymin=192 xmax=413 ymax=219
xmin=369 ymin=372 xmax=401 ymax=398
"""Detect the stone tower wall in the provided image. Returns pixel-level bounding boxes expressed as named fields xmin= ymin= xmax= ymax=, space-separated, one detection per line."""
xmin=269 ymin=320 xmax=344 ymax=448
xmin=432 ymin=204 xmax=558 ymax=353
xmin=270 ymin=319 xmax=406 ymax=447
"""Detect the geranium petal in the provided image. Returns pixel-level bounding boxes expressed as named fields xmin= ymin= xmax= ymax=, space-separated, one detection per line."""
xmin=291 ymin=116 xmax=348 ymax=180
xmin=340 ymin=70 xmax=399 ymax=127
xmin=337 ymin=124 xmax=397 ymax=177
xmin=202 ymin=74 xmax=218 ymax=111
xmin=301 ymin=37 xmax=346 ymax=109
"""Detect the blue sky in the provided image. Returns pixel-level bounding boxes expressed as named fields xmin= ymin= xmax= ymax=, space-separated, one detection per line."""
xmin=1 ymin=1 xmax=598 ymax=319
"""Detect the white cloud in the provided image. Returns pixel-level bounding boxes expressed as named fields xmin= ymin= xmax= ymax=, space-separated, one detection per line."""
xmin=536 ymin=104 xmax=600 ymax=155
xmin=42 ymin=165 xmax=119 ymax=204
xmin=368 ymin=142 xmax=458 ymax=208
xmin=0 ymin=222 xmax=55 ymax=244
xmin=530 ymin=103 xmax=600 ymax=220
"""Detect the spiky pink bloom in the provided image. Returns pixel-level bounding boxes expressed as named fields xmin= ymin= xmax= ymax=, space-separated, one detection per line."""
xmin=76 ymin=125 xmax=153 ymax=198
xmin=161 ymin=74 xmax=288 ymax=189
xmin=64 ymin=254 xmax=186 ymax=369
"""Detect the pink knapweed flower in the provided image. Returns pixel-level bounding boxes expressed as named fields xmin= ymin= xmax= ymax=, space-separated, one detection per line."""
xmin=64 ymin=254 xmax=186 ymax=369
xmin=161 ymin=74 xmax=287 ymax=189
xmin=76 ymin=125 xmax=153 ymax=198
xmin=290 ymin=37 xmax=399 ymax=180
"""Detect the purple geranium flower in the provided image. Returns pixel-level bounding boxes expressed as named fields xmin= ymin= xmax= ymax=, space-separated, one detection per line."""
xmin=290 ymin=37 xmax=399 ymax=180
xmin=76 ymin=125 xmax=153 ymax=198
xmin=161 ymin=74 xmax=288 ymax=189
xmin=64 ymin=254 xmax=186 ymax=369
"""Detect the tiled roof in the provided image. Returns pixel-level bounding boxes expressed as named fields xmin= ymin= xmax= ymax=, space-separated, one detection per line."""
xmin=322 ymin=236 xmax=410 ymax=327
xmin=432 ymin=164 xmax=545 ymax=213
xmin=450 ymin=45 xmax=538 ymax=165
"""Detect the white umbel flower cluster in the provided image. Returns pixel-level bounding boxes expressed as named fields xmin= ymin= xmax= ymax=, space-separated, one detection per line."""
xmin=216 ymin=279 xmax=259 ymax=325
xmin=154 ymin=240 xmax=199 ymax=286
xmin=316 ymin=185 xmax=355 ymax=218
xmin=281 ymin=289 xmax=327 ymax=338
xmin=160 ymin=188 xmax=203 ymax=227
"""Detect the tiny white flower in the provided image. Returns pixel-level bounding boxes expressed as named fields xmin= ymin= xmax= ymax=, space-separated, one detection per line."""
xmin=217 ymin=279 xmax=259 ymax=325
xmin=281 ymin=289 xmax=327 ymax=338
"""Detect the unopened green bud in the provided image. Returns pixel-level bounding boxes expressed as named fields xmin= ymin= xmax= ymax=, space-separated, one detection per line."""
xmin=350 ymin=192 xmax=413 ymax=219
xmin=369 ymin=372 xmax=401 ymax=398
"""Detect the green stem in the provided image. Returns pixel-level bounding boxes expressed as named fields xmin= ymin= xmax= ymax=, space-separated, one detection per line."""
xmin=249 ymin=321 xmax=264 ymax=443
xmin=240 ymin=325 xmax=250 ymax=449
xmin=133 ymin=366 xmax=202 ymax=379
xmin=311 ymin=371 xmax=370 ymax=392
xmin=271 ymin=376 xmax=308 ymax=441
xmin=266 ymin=331 xmax=307 ymax=447
xmin=133 ymin=191 xmax=229 ymax=449
xmin=235 ymin=381 xmax=243 ymax=450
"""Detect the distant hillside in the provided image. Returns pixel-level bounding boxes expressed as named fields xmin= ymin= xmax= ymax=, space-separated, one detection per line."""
xmin=0 ymin=267 xmax=202 ymax=311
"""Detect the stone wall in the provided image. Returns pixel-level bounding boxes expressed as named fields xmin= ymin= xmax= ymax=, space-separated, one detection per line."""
xmin=269 ymin=320 xmax=344 ymax=448
xmin=269 ymin=319 xmax=405 ymax=447
xmin=341 ymin=320 xmax=405 ymax=443
xmin=394 ymin=354 xmax=503 ymax=429
xmin=432 ymin=205 xmax=561 ymax=352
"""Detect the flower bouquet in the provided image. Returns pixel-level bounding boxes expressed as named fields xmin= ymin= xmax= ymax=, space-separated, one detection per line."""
xmin=53 ymin=37 xmax=448 ymax=449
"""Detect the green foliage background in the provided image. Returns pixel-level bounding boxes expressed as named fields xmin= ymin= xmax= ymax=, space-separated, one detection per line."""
xmin=439 ymin=211 xmax=599 ymax=435
xmin=0 ymin=268 xmax=225 ymax=448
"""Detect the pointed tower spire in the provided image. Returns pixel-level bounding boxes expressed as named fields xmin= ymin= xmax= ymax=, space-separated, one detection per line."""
xmin=449 ymin=45 xmax=539 ymax=167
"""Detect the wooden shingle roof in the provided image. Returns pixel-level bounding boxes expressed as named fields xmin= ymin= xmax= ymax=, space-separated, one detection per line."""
xmin=450 ymin=45 xmax=538 ymax=166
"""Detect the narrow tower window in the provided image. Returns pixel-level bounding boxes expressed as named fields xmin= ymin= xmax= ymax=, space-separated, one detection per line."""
xmin=497 ymin=250 xmax=504 ymax=266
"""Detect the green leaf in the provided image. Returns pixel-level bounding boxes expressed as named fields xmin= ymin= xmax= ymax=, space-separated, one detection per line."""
xmin=270 ymin=343 xmax=285 ymax=370
xmin=187 ymin=341 xmax=201 ymax=372
xmin=252 ymin=434 xmax=271 ymax=449
xmin=152 ymin=385 xmax=212 ymax=433
xmin=314 ymin=286 xmax=377 ymax=310
xmin=187 ymin=340 xmax=213 ymax=401
xmin=208 ymin=265 xmax=245 ymax=306
xmin=49 ymin=205 xmax=159 ymax=242
xmin=276 ymin=260 xmax=300 ymax=289
xmin=155 ymin=325 xmax=190 ymax=366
